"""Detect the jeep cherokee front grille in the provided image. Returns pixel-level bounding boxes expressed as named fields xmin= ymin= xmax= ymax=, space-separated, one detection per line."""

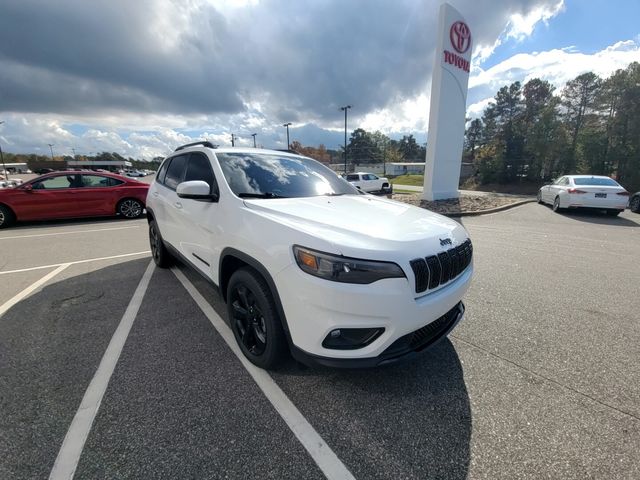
xmin=410 ymin=239 xmax=473 ymax=294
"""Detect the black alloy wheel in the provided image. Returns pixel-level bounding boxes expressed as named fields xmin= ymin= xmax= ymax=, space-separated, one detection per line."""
xmin=118 ymin=198 xmax=144 ymax=219
xmin=148 ymin=220 xmax=172 ymax=268
xmin=552 ymin=196 xmax=562 ymax=213
xmin=227 ymin=268 xmax=287 ymax=369
xmin=630 ymin=196 xmax=640 ymax=213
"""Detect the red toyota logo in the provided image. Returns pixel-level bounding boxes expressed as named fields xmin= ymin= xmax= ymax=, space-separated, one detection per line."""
xmin=450 ymin=21 xmax=471 ymax=54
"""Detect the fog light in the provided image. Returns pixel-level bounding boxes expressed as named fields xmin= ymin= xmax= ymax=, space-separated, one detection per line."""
xmin=322 ymin=327 xmax=385 ymax=350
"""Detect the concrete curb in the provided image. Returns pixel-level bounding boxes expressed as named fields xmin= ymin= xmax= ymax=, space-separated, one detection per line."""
xmin=440 ymin=199 xmax=537 ymax=217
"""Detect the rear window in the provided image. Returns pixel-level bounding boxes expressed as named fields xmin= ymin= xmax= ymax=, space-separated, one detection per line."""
xmin=573 ymin=177 xmax=619 ymax=186
xmin=346 ymin=174 xmax=360 ymax=181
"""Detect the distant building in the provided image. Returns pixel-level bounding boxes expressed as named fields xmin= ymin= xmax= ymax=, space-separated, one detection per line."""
xmin=66 ymin=159 xmax=132 ymax=171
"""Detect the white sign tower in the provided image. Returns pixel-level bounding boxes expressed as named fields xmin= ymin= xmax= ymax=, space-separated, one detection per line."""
xmin=422 ymin=3 xmax=473 ymax=200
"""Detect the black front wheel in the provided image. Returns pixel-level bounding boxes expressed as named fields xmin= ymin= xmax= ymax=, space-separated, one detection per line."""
xmin=630 ymin=196 xmax=640 ymax=213
xmin=227 ymin=268 xmax=287 ymax=369
xmin=552 ymin=197 xmax=563 ymax=213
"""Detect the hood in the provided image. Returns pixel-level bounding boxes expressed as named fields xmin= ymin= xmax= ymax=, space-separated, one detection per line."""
xmin=243 ymin=194 xmax=467 ymax=257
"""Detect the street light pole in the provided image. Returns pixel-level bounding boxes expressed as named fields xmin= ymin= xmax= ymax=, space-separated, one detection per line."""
xmin=48 ymin=143 xmax=55 ymax=161
xmin=340 ymin=105 xmax=351 ymax=174
xmin=251 ymin=133 xmax=257 ymax=148
xmin=0 ymin=121 xmax=6 ymax=176
xmin=283 ymin=122 xmax=292 ymax=149
xmin=231 ymin=134 xmax=236 ymax=147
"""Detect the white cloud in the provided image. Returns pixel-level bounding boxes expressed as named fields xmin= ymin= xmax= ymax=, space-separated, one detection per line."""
xmin=467 ymin=39 xmax=640 ymax=118
xmin=505 ymin=0 xmax=565 ymax=41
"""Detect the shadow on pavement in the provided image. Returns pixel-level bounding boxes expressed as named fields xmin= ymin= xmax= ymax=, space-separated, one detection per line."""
xmin=178 ymin=261 xmax=471 ymax=479
xmin=0 ymin=258 xmax=150 ymax=480
xmin=558 ymin=208 xmax=639 ymax=227
xmin=272 ymin=340 xmax=471 ymax=480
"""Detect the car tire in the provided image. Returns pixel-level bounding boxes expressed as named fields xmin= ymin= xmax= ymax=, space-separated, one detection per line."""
xmin=537 ymin=191 xmax=543 ymax=204
xmin=149 ymin=220 xmax=172 ymax=268
xmin=552 ymin=196 xmax=563 ymax=213
xmin=606 ymin=209 xmax=622 ymax=217
xmin=630 ymin=196 xmax=640 ymax=213
xmin=117 ymin=198 xmax=144 ymax=219
xmin=227 ymin=267 xmax=288 ymax=369
xmin=0 ymin=204 xmax=15 ymax=229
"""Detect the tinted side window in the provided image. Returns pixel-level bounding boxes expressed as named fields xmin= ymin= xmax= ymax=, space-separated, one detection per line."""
xmin=346 ymin=174 xmax=359 ymax=181
xmin=107 ymin=177 xmax=125 ymax=187
xmin=156 ymin=159 xmax=170 ymax=185
xmin=184 ymin=153 xmax=217 ymax=193
xmin=164 ymin=155 xmax=188 ymax=190
xmin=80 ymin=175 xmax=111 ymax=187
xmin=33 ymin=175 xmax=77 ymax=189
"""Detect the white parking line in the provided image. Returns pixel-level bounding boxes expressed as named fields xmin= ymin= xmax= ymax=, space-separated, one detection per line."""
xmin=49 ymin=261 xmax=155 ymax=480
xmin=0 ymin=264 xmax=70 ymax=318
xmin=0 ymin=225 xmax=140 ymax=241
xmin=0 ymin=251 xmax=151 ymax=275
xmin=172 ymin=267 xmax=356 ymax=480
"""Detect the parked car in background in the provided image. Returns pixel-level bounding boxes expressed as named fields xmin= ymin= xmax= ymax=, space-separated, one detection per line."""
xmin=33 ymin=168 xmax=55 ymax=174
xmin=345 ymin=172 xmax=392 ymax=194
xmin=0 ymin=171 xmax=149 ymax=228
xmin=126 ymin=170 xmax=146 ymax=177
xmin=630 ymin=192 xmax=640 ymax=213
xmin=537 ymin=175 xmax=630 ymax=216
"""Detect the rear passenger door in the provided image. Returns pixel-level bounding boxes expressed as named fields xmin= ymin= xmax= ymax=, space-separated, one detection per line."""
xmin=75 ymin=175 xmax=123 ymax=215
xmin=157 ymin=154 xmax=188 ymax=247
xmin=173 ymin=152 xmax=219 ymax=278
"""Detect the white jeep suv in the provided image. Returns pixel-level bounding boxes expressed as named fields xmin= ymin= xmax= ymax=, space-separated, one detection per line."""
xmin=146 ymin=142 xmax=473 ymax=369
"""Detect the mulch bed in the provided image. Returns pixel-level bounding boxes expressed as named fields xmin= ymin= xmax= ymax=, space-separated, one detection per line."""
xmin=391 ymin=192 xmax=533 ymax=215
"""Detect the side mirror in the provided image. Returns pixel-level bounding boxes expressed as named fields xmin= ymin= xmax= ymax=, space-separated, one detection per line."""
xmin=23 ymin=184 xmax=33 ymax=192
xmin=176 ymin=180 xmax=218 ymax=201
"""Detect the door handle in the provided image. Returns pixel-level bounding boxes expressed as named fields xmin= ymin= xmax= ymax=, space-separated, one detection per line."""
xmin=174 ymin=202 xmax=183 ymax=209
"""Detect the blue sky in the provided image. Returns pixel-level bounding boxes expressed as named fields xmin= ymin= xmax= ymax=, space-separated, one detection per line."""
xmin=486 ymin=0 xmax=640 ymax=67
xmin=0 ymin=0 xmax=638 ymax=158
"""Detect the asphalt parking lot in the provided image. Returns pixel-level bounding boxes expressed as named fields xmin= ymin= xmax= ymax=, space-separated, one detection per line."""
xmin=1 ymin=203 xmax=639 ymax=479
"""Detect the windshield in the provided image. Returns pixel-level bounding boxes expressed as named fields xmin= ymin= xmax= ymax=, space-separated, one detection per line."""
xmin=573 ymin=177 xmax=619 ymax=186
xmin=216 ymin=152 xmax=359 ymax=198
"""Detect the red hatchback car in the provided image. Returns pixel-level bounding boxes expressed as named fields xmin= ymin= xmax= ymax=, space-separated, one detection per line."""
xmin=0 ymin=171 xmax=149 ymax=229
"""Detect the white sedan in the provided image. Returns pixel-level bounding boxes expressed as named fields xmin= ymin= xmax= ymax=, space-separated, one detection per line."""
xmin=538 ymin=175 xmax=630 ymax=216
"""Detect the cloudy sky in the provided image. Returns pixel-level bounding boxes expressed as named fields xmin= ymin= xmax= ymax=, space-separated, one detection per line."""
xmin=0 ymin=0 xmax=638 ymax=159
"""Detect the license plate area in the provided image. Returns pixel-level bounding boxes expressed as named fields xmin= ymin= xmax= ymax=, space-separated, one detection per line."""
xmin=595 ymin=193 xmax=607 ymax=198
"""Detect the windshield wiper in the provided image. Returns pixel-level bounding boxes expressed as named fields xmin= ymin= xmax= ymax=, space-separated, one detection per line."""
xmin=237 ymin=192 xmax=288 ymax=199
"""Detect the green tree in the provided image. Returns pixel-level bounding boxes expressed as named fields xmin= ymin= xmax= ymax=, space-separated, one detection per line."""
xmin=561 ymin=72 xmax=602 ymax=172
xmin=347 ymin=128 xmax=378 ymax=164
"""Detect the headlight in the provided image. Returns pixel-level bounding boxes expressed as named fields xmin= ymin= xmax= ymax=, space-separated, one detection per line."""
xmin=293 ymin=245 xmax=406 ymax=284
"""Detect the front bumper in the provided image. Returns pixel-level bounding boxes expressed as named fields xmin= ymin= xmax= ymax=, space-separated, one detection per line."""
xmin=274 ymin=261 xmax=472 ymax=361
xmin=290 ymin=302 xmax=464 ymax=368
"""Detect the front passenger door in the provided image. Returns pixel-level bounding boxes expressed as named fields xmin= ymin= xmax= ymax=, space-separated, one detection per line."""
xmin=174 ymin=153 xmax=219 ymax=278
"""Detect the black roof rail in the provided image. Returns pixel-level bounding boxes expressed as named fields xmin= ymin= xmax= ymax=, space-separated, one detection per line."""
xmin=174 ymin=141 xmax=218 ymax=152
